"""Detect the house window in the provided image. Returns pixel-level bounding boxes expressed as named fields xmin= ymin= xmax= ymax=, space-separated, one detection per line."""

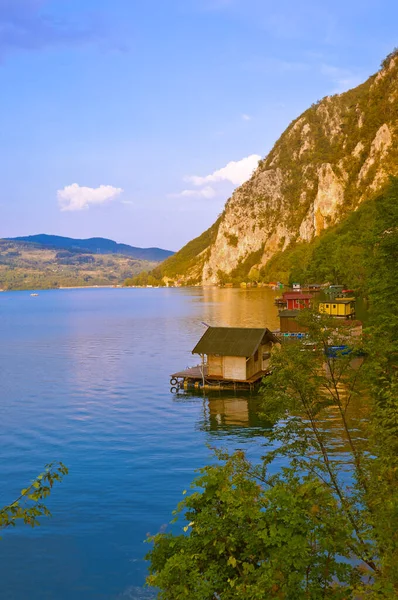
xmin=254 ymin=350 xmax=259 ymax=362
xmin=262 ymin=352 xmax=271 ymax=361
xmin=333 ymin=304 xmax=336 ymax=308
xmin=326 ymin=304 xmax=329 ymax=308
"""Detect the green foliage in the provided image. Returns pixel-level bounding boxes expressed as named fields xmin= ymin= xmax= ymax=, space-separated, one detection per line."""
xmin=127 ymin=216 xmax=223 ymax=286
xmin=218 ymin=246 xmax=265 ymax=285
xmin=0 ymin=462 xmax=68 ymax=535
xmin=261 ymin=177 xmax=398 ymax=293
xmin=147 ymin=294 xmax=398 ymax=598
xmin=224 ymin=232 xmax=239 ymax=247
xmin=360 ymin=177 xmax=398 ymax=589
xmin=147 ymin=450 xmax=357 ymax=599
xmin=381 ymin=48 xmax=398 ymax=69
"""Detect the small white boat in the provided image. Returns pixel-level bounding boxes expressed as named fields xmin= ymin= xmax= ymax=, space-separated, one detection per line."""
xmin=30 ymin=293 xmax=39 ymax=297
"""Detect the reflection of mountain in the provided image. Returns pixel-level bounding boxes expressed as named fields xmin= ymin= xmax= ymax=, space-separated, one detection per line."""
xmin=199 ymin=287 xmax=280 ymax=330
xmin=196 ymin=394 xmax=273 ymax=437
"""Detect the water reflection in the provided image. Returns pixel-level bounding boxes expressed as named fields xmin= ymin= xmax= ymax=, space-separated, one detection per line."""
xmin=175 ymin=392 xmax=273 ymax=438
xmin=199 ymin=287 xmax=280 ymax=330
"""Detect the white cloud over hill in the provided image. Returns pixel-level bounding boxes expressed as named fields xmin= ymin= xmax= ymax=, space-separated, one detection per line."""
xmin=185 ymin=154 xmax=261 ymax=187
xmin=57 ymin=183 xmax=123 ymax=211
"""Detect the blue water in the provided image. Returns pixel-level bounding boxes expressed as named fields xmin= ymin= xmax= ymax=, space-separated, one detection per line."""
xmin=0 ymin=287 xmax=281 ymax=599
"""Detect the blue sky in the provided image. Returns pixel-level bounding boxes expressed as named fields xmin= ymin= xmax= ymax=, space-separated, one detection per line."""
xmin=0 ymin=0 xmax=396 ymax=251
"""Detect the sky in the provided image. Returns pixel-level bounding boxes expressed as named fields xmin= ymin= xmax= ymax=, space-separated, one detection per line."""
xmin=0 ymin=0 xmax=396 ymax=251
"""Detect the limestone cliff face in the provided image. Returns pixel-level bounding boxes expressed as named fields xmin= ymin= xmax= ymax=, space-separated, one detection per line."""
xmin=163 ymin=51 xmax=398 ymax=284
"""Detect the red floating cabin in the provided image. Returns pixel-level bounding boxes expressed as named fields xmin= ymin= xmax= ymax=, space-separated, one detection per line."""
xmin=282 ymin=292 xmax=313 ymax=310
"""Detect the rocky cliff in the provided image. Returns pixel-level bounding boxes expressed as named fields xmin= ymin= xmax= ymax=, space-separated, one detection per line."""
xmin=160 ymin=51 xmax=398 ymax=285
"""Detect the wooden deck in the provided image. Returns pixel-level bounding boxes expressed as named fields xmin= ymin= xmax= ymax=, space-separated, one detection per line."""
xmin=171 ymin=365 xmax=206 ymax=379
xmin=170 ymin=365 xmax=269 ymax=384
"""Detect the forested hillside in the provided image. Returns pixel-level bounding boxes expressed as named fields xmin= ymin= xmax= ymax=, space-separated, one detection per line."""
xmin=136 ymin=49 xmax=398 ymax=287
xmin=0 ymin=240 xmax=159 ymax=290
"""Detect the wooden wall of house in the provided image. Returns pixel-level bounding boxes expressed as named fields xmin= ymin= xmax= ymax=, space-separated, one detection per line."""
xmin=319 ymin=302 xmax=355 ymax=317
xmin=208 ymin=355 xmax=223 ymax=377
xmin=280 ymin=317 xmax=308 ymax=333
xmin=246 ymin=342 xmax=272 ymax=378
xmin=223 ymin=356 xmax=246 ymax=381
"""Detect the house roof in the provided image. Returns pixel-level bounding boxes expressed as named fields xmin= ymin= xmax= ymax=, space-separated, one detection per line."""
xmin=283 ymin=293 xmax=313 ymax=300
xmin=192 ymin=327 xmax=278 ymax=357
xmin=279 ymin=309 xmax=300 ymax=317
xmin=320 ymin=299 xmax=354 ymax=305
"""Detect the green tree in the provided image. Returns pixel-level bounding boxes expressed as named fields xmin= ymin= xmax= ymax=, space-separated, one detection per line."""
xmin=146 ymin=313 xmax=397 ymax=598
xmin=1 ymin=462 xmax=68 ymax=535
xmin=146 ymin=178 xmax=398 ymax=598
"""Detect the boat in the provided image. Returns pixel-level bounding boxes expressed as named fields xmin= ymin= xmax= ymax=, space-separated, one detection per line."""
xmin=30 ymin=293 xmax=39 ymax=297
xmin=274 ymin=296 xmax=287 ymax=306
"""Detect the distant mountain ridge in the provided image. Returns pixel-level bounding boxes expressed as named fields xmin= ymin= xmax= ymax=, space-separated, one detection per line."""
xmin=7 ymin=234 xmax=174 ymax=262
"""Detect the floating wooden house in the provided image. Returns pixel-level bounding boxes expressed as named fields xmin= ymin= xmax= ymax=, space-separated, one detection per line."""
xmin=170 ymin=327 xmax=279 ymax=392
xmin=325 ymin=285 xmax=344 ymax=299
xmin=279 ymin=309 xmax=309 ymax=333
xmin=274 ymin=296 xmax=287 ymax=307
xmin=282 ymin=292 xmax=313 ymax=310
xmin=308 ymin=283 xmax=322 ymax=291
xmin=318 ymin=298 xmax=356 ymax=318
xmin=341 ymin=289 xmax=355 ymax=297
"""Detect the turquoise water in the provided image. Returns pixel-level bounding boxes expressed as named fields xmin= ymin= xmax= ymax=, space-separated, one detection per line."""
xmin=0 ymin=287 xmax=280 ymax=599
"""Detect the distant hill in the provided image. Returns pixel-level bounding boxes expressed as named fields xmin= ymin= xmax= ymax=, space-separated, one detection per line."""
xmin=7 ymin=234 xmax=174 ymax=262
xmin=0 ymin=237 xmax=165 ymax=291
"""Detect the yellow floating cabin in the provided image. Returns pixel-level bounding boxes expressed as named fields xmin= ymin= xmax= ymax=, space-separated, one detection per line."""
xmin=318 ymin=298 xmax=356 ymax=318
xmin=170 ymin=327 xmax=279 ymax=392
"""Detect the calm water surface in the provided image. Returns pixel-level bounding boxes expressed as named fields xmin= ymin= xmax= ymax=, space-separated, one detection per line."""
xmin=0 ymin=287 xmax=282 ymax=599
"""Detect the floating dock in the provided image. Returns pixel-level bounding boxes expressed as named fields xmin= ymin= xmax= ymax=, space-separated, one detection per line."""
xmin=169 ymin=365 xmax=269 ymax=393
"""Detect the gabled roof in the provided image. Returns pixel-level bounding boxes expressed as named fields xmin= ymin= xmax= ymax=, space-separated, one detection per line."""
xmin=279 ymin=309 xmax=300 ymax=317
xmin=321 ymin=298 xmax=355 ymax=305
xmin=192 ymin=327 xmax=278 ymax=357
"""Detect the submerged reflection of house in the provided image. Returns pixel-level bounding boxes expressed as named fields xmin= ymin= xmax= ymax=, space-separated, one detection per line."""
xmin=199 ymin=397 xmax=272 ymax=435
xmin=210 ymin=398 xmax=250 ymax=426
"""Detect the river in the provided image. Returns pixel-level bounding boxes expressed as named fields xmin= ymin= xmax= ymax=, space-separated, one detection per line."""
xmin=0 ymin=287 xmax=284 ymax=599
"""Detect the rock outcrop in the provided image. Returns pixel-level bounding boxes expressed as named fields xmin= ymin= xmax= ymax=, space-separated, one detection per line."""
xmin=160 ymin=51 xmax=398 ymax=284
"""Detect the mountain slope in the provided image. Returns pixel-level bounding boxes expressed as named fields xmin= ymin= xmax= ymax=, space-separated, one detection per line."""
xmin=159 ymin=50 xmax=398 ymax=285
xmin=261 ymin=176 xmax=398 ymax=290
xmin=8 ymin=234 xmax=174 ymax=262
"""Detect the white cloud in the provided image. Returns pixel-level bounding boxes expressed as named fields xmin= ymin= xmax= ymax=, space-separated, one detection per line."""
xmin=185 ymin=154 xmax=261 ymax=187
xmin=169 ymin=186 xmax=216 ymax=199
xmin=242 ymin=113 xmax=252 ymax=121
xmin=57 ymin=183 xmax=123 ymax=212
